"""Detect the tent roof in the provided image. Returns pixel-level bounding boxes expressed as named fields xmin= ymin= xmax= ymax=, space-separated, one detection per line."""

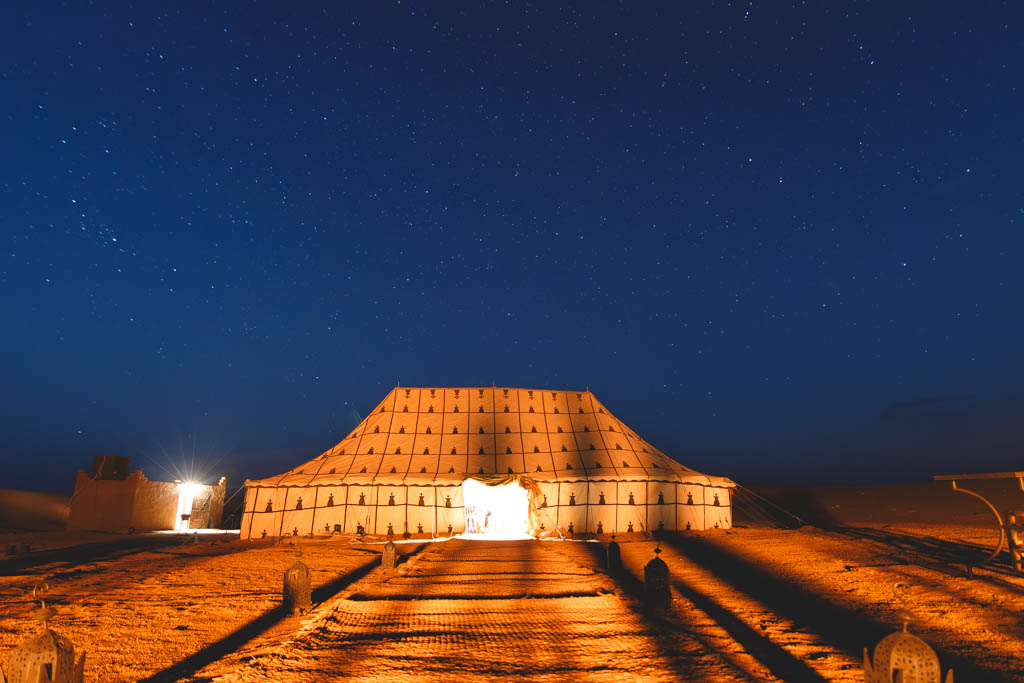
xmin=246 ymin=387 xmax=734 ymax=488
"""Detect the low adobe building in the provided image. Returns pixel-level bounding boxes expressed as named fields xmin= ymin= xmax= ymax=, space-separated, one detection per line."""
xmin=68 ymin=455 xmax=225 ymax=532
xmin=241 ymin=386 xmax=734 ymax=539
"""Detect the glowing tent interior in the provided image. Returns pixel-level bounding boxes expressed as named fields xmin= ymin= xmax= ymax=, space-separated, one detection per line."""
xmin=240 ymin=387 xmax=735 ymax=539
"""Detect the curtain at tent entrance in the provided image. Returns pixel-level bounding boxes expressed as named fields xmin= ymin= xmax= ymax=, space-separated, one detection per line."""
xmin=465 ymin=473 xmax=544 ymax=534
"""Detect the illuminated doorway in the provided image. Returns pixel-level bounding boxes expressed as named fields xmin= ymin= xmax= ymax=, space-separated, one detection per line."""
xmin=462 ymin=478 xmax=530 ymax=538
xmin=174 ymin=482 xmax=198 ymax=531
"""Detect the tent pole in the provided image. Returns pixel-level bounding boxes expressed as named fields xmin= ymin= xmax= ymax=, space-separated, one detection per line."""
xmin=340 ymin=485 xmax=347 ymax=533
xmin=310 ymin=485 xmax=320 ymax=537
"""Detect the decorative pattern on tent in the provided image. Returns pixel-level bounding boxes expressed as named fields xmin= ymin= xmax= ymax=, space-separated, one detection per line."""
xmin=241 ymin=387 xmax=735 ymax=539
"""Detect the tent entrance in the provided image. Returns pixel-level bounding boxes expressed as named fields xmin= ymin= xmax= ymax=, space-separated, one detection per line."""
xmin=462 ymin=478 xmax=530 ymax=539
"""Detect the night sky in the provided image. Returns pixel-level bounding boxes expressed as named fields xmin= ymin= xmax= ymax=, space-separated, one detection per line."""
xmin=3 ymin=2 xmax=1022 ymax=494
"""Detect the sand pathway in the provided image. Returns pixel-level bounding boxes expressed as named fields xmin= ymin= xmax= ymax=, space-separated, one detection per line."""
xmin=214 ymin=539 xmax=750 ymax=682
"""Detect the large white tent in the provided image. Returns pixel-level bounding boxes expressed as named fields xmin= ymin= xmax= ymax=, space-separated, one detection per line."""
xmin=241 ymin=386 xmax=735 ymax=539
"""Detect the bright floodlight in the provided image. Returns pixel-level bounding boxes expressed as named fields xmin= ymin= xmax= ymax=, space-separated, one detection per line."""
xmin=174 ymin=481 xmax=201 ymax=531
xmin=462 ymin=478 xmax=531 ymax=539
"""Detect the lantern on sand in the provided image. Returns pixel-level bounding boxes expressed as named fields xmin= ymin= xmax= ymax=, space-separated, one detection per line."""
xmin=1 ymin=584 xmax=85 ymax=683
xmin=863 ymin=609 xmax=953 ymax=683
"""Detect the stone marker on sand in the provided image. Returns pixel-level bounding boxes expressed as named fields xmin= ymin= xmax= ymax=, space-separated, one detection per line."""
xmin=382 ymin=540 xmax=397 ymax=571
xmin=283 ymin=561 xmax=312 ymax=614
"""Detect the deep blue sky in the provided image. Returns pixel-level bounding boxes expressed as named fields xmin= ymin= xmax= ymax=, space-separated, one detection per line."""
xmin=2 ymin=2 xmax=1022 ymax=493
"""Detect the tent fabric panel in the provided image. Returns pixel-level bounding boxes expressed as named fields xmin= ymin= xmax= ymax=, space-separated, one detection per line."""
xmin=279 ymin=508 xmax=315 ymax=537
xmin=349 ymin=453 xmax=382 ymax=476
xmin=521 ymin=433 xmax=551 ymax=453
xmin=587 ymin=506 xmax=613 ymax=535
xmin=435 ymin=507 xmax=464 ymax=534
xmin=415 ymin=413 xmax=444 ymax=433
xmin=554 ymin=453 xmax=586 ymax=473
xmin=543 ymin=414 xmax=574 ymax=433
xmin=411 ymin=434 xmax=442 ymax=455
xmin=706 ymin=488 xmax=732 ymax=528
xmin=439 ymin=434 xmax=467 ymax=454
xmin=679 ymin=484 xmax=705 ymax=507
xmin=345 ymin=500 xmax=376 ymax=534
xmin=564 ymin=391 xmax=588 ymax=413
xmin=536 ymin=482 xmax=559 ymax=510
xmin=494 ymin=454 xmax=525 ymax=474
xmin=493 ymin=413 xmax=520 ymax=434
xmin=535 ymin=504 xmax=558 ymax=532
xmin=613 ymin=500 xmax=647 ymax=534
xmin=252 ymin=487 xmax=288 ymax=515
xmin=284 ymin=488 xmax=312 ymax=510
xmin=616 ymin=481 xmax=646 ymax=507
xmin=361 ymin=411 xmax=392 ymax=436
xmin=494 ymin=433 xmax=523 ymax=454
xmin=554 ymin=503 xmax=587 ymax=534
xmin=438 ymin=485 xmax=463 ymax=508
xmin=311 ymin=485 xmax=347 ymax=510
xmin=406 ymin=505 xmax=435 ymax=535
xmin=569 ymin=413 xmax=600 ymax=432
xmin=468 ymin=413 xmax=492 ymax=433
xmin=647 ymin=481 xmax=675 ymax=506
xmin=378 ymin=453 xmax=412 ymax=478
xmin=394 ymin=390 xmax=421 ymax=415
xmin=319 ymin=454 xmax=355 ymax=478
xmin=469 ymin=388 xmax=494 ymax=413
xmin=540 ymin=390 xmax=569 ymax=414
xmin=581 ymin=450 xmax=611 ymax=470
xmin=518 ymin=389 xmax=540 ymax=415
xmin=443 ymin=388 xmax=470 ymax=413
xmin=378 ymin=485 xmax=407 ymax=508
xmin=346 ymin=485 xmax=376 ymax=508
xmin=441 ymin=413 xmax=469 ymax=434
xmin=615 ymin=467 xmax=651 ymax=481
xmin=407 ymin=486 xmax=433 ymax=509
xmin=558 ymin=482 xmax=587 ymax=507
xmin=435 ymin=454 xmax=467 ymax=477
xmin=311 ymin=505 xmax=347 ymax=534
xmin=243 ymin=487 xmax=259 ymax=514
xmin=703 ymin=485 xmax=728 ymax=510
xmin=390 ymin=412 xmax=419 ymax=433
xmin=588 ymin=480 xmax=618 ymax=507
xmin=646 ymin=502 xmax=676 ymax=532
xmin=497 ymin=389 xmax=520 ymax=412
xmin=383 ymin=433 xmax=415 ymax=455
xmin=374 ymin=505 xmax=404 ymax=537
xmin=519 ymin=413 xmax=546 ymax=434
xmin=677 ymin=499 xmax=704 ymax=530
xmin=356 ymin=432 xmax=388 ymax=454
xmin=523 ymin=452 xmax=554 ymax=475
xmin=407 ymin=456 xmax=438 ymax=476
xmin=276 ymin=472 xmax=314 ymax=486
xmin=466 ymin=434 xmax=493 ymax=453
xmin=246 ymin=511 xmax=283 ymax=539
xmin=465 ymin=454 xmax=493 ymax=475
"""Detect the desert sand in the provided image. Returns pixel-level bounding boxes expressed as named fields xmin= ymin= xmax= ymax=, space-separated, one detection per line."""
xmin=2 ymin=480 xmax=1023 ymax=681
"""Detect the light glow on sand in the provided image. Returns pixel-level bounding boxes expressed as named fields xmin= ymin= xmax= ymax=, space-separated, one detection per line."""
xmin=461 ymin=478 xmax=531 ymax=539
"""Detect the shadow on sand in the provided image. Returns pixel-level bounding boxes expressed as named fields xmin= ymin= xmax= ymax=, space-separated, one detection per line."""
xmin=581 ymin=542 xmax=825 ymax=682
xmin=660 ymin=535 xmax=1011 ymax=682
xmin=139 ymin=552 xmax=389 ymax=682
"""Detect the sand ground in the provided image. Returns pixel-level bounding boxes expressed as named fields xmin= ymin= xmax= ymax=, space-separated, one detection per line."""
xmin=2 ymin=482 xmax=1024 ymax=681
